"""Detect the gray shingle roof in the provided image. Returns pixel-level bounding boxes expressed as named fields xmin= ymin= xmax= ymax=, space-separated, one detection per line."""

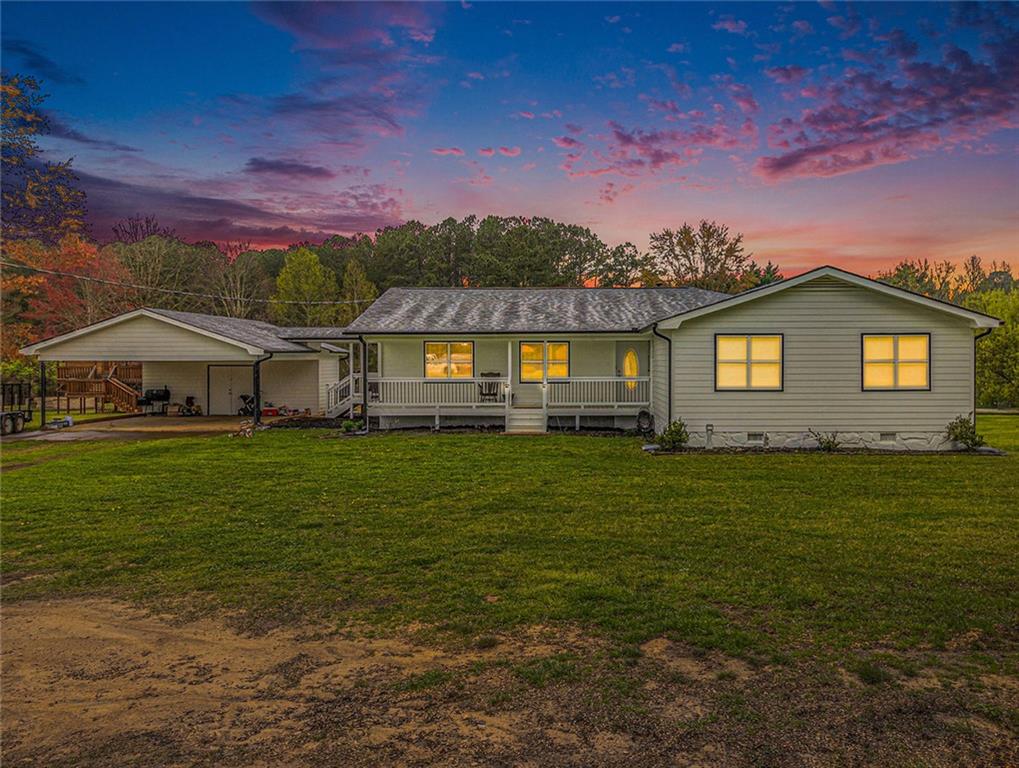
xmin=344 ymin=287 xmax=730 ymax=334
xmin=276 ymin=327 xmax=351 ymax=340
xmin=146 ymin=308 xmax=312 ymax=353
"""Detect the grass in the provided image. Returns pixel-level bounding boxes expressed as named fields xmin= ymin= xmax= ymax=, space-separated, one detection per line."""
xmin=2 ymin=415 xmax=1017 ymax=661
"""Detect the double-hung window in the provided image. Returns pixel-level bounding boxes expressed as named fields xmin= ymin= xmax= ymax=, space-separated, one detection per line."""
xmin=520 ymin=342 xmax=569 ymax=382
xmin=425 ymin=342 xmax=474 ymax=379
xmin=862 ymin=334 xmax=929 ymax=390
xmin=715 ymin=335 xmax=783 ymax=390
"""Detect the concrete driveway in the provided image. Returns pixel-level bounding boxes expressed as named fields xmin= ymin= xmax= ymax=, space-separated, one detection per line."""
xmin=16 ymin=416 xmax=258 ymax=442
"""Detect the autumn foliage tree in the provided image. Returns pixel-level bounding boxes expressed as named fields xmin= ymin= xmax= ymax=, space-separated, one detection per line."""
xmin=1 ymin=74 xmax=86 ymax=243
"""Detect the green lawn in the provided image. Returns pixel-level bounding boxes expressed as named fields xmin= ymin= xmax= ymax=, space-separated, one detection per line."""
xmin=16 ymin=404 xmax=127 ymax=432
xmin=2 ymin=416 xmax=1017 ymax=662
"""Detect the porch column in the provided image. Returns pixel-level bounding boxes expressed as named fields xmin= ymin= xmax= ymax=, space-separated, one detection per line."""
xmin=39 ymin=360 xmax=46 ymax=427
xmin=506 ymin=340 xmax=513 ymax=407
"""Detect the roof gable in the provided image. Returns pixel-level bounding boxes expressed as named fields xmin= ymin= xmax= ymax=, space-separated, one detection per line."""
xmin=654 ymin=266 xmax=1001 ymax=329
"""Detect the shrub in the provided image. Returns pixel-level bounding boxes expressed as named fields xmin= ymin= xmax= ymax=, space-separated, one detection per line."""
xmin=341 ymin=419 xmax=363 ymax=433
xmin=945 ymin=415 xmax=984 ymax=449
xmin=657 ymin=419 xmax=690 ymax=451
xmin=808 ymin=429 xmax=841 ymax=452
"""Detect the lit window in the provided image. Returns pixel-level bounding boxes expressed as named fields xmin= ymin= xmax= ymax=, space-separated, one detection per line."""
xmin=716 ymin=335 xmax=782 ymax=390
xmin=863 ymin=334 xmax=928 ymax=390
xmin=520 ymin=341 xmax=569 ymax=382
xmin=623 ymin=348 xmax=639 ymax=390
xmin=425 ymin=342 xmax=474 ymax=379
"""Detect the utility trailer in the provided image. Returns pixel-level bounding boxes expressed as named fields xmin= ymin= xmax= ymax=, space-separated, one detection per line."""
xmin=1 ymin=382 xmax=34 ymax=435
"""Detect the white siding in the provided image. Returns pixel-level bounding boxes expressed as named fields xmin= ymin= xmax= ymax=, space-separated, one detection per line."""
xmin=651 ymin=335 xmax=669 ymax=429
xmin=262 ymin=360 xmax=319 ymax=413
xmin=668 ymin=276 xmax=975 ymax=433
xmin=38 ymin=315 xmax=253 ymax=361
xmin=144 ymin=358 xmax=327 ymax=415
xmin=143 ymin=362 xmax=214 ymax=412
xmin=317 ymin=352 xmax=341 ymax=412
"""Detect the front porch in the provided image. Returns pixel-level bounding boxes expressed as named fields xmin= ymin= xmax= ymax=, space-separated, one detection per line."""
xmin=348 ymin=335 xmax=654 ymax=432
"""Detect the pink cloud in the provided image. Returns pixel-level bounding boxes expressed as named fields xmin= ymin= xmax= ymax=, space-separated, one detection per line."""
xmin=477 ymin=147 xmax=495 ymax=157
xmin=765 ymin=65 xmax=810 ymax=84
xmin=792 ymin=20 xmax=814 ymax=36
xmin=466 ymin=71 xmax=485 ymax=80
xmin=552 ymin=135 xmax=583 ymax=149
xmin=755 ymin=30 xmax=1019 ymax=182
xmin=518 ymin=111 xmax=535 ymax=119
xmin=598 ymin=181 xmax=635 ymax=204
xmin=432 ymin=147 xmax=465 ymax=156
xmin=712 ymin=16 xmax=748 ymax=36
xmin=667 ymin=42 xmax=688 ymax=53
xmin=498 ymin=146 xmax=522 ymax=157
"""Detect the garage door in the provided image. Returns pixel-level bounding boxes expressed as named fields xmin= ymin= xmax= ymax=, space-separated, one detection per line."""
xmin=208 ymin=365 xmax=253 ymax=415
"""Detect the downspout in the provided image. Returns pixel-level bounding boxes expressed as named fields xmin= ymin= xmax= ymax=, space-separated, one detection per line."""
xmin=973 ymin=327 xmax=992 ymax=422
xmin=252 ymin=352 xmax=273 ymax=426
xmin=357 ymin=335 xmax=369 ymax=432
xmin=651 ymin=322 xmax=672 ymax=426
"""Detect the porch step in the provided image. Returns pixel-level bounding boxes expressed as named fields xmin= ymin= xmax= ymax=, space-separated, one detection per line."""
xmin=505 ymin=408 xmax=547 ymax=434
xmin=325 ymin=397 xmax=353 ymax=419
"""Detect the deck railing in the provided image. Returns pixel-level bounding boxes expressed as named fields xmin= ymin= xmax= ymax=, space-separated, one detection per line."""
xmin=374 ymin=377 xmax=508 ymax=407
xmin=547 ymin=377 xmax=650 ymax=408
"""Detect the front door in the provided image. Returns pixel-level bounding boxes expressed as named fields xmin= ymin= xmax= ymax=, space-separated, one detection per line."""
xmin=208 ymin=365 xmax=253 ymax=415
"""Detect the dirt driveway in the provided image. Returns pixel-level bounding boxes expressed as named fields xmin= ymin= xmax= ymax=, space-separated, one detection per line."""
xmin=2 ymin=599 xmax=1015 ymax=767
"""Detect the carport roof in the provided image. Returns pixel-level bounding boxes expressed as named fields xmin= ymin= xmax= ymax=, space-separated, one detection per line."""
xmin=144 ymin=309 xmax=312 ymax=352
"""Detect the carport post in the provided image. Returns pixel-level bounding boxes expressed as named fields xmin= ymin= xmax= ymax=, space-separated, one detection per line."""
xmin=39 ymin=360 xmax=46 ymax=427
xmin=252 ymin=357 xmax=263 ymax=426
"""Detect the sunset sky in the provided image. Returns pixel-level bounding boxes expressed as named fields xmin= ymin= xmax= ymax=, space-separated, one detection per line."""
xmin=3 ymin=1 xmax=1017 ymax=273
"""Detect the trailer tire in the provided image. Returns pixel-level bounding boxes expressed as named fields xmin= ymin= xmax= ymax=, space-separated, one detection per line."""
xmin=13 ymin=413 xmax=26 ymax=433
xmin=1 ymin=415 xmax=12 ymax=436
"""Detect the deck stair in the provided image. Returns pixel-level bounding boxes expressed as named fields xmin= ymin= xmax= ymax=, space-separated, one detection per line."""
xmin=325 ymin=377 xmax=355 ymax=419
xmin=505 ymin=408 xmax=547 ymax=434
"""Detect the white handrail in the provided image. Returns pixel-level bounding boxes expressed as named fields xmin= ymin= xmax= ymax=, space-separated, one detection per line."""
xmin=546 ymin=376 xmax=651 ymax=407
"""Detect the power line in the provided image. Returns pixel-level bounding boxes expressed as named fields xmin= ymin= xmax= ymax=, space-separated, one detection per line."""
xmin=0 ymin=259 xmax=368 ymax=305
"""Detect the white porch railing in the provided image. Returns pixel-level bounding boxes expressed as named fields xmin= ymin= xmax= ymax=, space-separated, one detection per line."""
xmin=374 ymin=377 xmax=508 ymax=406
xmin=546 ymin=377 xmax=650 ymax=408
xmin=326 ymin=377 xmax=353 ymax=415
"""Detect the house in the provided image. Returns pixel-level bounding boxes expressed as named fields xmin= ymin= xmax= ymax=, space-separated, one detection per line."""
xmin=21 ymin=266 xmax=1000 ymax=449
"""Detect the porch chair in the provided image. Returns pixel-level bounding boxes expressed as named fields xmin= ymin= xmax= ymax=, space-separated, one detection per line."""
xmin=478 ymin=372 xmax=503 ymax=403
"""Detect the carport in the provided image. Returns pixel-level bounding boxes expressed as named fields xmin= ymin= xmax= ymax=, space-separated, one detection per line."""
xmin=20 ymin=308 xmax=350 ymax=425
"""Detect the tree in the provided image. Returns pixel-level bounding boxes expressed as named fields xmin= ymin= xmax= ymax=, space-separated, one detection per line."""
xmin=876 ymin=259 xmax=957 ymax=301
xmin=212 ymin=248 xmax=272 ymax=319
xmin=111 ymin=215 xmax=176 ymax=244
xmin=269 ymin=248 xmax=339 ymax=326
xmin=648 ymin=220 xmax=753 ymax=293
xmin=745 ymin=260 xmax=784 ymax=288
xmin=336 ymin=258 xmax=379 ymax=326
xmin=965 ymin=290 xmax=1019 ymax=408
xmin=1 ymin=234 xmax=132 ymax=358
xmin=592 ymin=242 xmax=651 ymax=287
xmin=1 ymin=74 xmax=86 ymax=243
xmin=106 ymin=235 xmax=222 ymax=313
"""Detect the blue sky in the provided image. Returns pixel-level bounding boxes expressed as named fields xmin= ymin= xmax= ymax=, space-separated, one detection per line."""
xmin=3 ymin=1 xmax=1017 ymax=272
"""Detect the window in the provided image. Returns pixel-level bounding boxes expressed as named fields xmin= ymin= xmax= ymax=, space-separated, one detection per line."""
xmin=862 ymin=334 xmax=929 ymax=390
xmin=519 ymin=341 xmax=569 ymax=382
xmin=350 ymin=342 xmax=380 ymax=375
xmin=425 ymin=341 xmax=474 ymax=379
xmin=715 ymin=335 xmax=783 ymax=390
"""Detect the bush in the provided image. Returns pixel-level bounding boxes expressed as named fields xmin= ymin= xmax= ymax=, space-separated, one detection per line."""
xmin=656 ymin=419 xmax=690 ymax=451
xmin=808 ymin=429 xmax=841 ymax=452
xmin=341 ymin=419 xmax=363 ymax=433
xmin=945 ymin=415 xmax=984 ymax=449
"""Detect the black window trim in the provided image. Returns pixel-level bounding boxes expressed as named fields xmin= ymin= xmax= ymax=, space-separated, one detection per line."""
xmin=860 ymin=332 xmax=932 ymax=392
xmin=713 ymin=333 xmax=785 ymax=392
